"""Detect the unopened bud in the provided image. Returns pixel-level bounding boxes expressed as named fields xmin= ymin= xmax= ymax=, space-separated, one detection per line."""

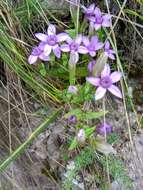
xmin=68 ymin=85 xmax=78 ymax=94
xmin=68 ymin=115 xmax=77 ymax=124
xmin=77 ymin=129 xmax=86 ymax=143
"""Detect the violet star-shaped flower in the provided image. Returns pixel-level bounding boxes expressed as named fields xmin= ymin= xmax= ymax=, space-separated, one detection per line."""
xmin=96 ymin=123 xmax=112 ymax=136
xmin=83 ymin=36 xmax=103 ymax=57
xmin=60 ymin=35 xmax=88 ymax=63
xmin=28 ymin=43 xmax=50 ymax=64
xmin=82 ymin=3 xmax=96 ymax=21
xmin=104 ymin=41 xmax=115 ymax=60
xmin=35 ymin=24 xmax=69 ymax=58
xmin=86 ymin=64 xmax=122 ymax=100
xmin=90 ymin=7 xmax=111 ymax=30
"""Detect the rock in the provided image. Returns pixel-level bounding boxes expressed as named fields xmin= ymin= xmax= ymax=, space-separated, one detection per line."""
xmin=120 ymin=133 xmax=143 ymax=190
xmin=41 ymin=0 xmax=69 ymax=14
xmin=111 ymin=180 xmax=125 ymax=190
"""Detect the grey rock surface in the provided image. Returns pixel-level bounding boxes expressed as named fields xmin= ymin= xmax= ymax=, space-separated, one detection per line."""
xmin=42 ymin=0 xmax=69 ymax=10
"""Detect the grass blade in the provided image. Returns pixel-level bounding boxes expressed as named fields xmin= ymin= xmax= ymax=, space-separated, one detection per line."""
xmin=0 ymin=107 xmax=63 ymax=173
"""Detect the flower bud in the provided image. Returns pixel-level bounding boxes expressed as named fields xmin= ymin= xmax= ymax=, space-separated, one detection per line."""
xmin=77 ymin=129 xmax=86 ymax=143
xmin=68 ymin=115 xmax=77 ymax=124
xmin=68 ymin=85 xmax=78 ymax=94
xmin=88 ymin=60 xmax=96 ymax=72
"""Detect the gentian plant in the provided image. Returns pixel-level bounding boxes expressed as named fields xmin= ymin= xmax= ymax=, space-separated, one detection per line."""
xmin=28 ymin=2 xmax=122 ymax=154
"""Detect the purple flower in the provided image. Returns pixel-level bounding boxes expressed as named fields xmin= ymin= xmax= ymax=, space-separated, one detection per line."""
xmin=83 ymin=36 xmax=103 ymax=57
xmin=104 ymin=41 xmax=115 ymax=60
xmin=88 ymin=60 xmax=96 ymax=72
xmin=96 ymin=123 xmax=112 ymax=136
xmin=61 ymin=35 xmax=88 ymax=63
xmin=90 ymin=7 xmax=111 ymax=30
xmin=82 ymin=3 xmax=96 ymax=20
xmin=35 ymin=24 xmax=69 ymax=58
xmin=68 ymin=115 xmax=77 ymax=124
xmin=68 ymin=85 xmax=78 ymax=94
xmin=28 ymin=43 xmax=50 ymax=64
xmin=86 ymin=64 xmax=122 ymax=100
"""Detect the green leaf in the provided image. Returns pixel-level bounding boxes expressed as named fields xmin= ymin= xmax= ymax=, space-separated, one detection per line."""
xmin=125 ymin=9 xmax=143 ymax=20
xmin=39 ymin=63 xmax=46 ymax=76
xmin=64 ymin=108 xmax=82 ymax=119
xmin=85 ymin=111 xmax=107 ymax=120
xmin=69 ymin=0 xmax=80 ymax=33
xmin=65 ymin=29 xmax=76 ymax=38
xmin=85 ymin=127 xmax=96 ymax=137
xmin=62 ymin=53 xmax=68 ymax=66
xmin=69 ymin=138 xmax=78 ymax=150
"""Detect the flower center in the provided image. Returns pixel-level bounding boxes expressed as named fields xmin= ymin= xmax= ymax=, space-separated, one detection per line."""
xmin=47 ymin=35 xmax=57 ymax=46
xmin=100 ymin=76 xmax=112 ymax=88
xmin=95 ymin=16 xmax=103 ymax=24
xmin=70 ymin=42 xmax=79 ymax=51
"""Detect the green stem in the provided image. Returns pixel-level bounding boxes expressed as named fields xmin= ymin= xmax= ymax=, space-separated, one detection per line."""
xmin=69 ymin=62 xmax=76 ymax=85
xmin=0 ymin=107 xmax=63 ymax=173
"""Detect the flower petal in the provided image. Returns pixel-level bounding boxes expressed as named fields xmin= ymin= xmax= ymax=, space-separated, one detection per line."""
xmin=57 ymin=33 xmax=69 ymax=42
xmin=83 ymin=36 xmax=90 ymax=46
xmin=53 ymin=45 xmax=61 ymax=58
xmin=67 ymin=36 xmax=73 ymax=44
xmin=101 ymin=64 xmax=111 ymax=77
xmin=47 ymin=24 xmax=56 ymax=35
xmin=109 ymin=49 xmax=115 ymax=54
xmin=78 ymin=46 xmax=88 ymax=54
xmin=86 ymin=77 xmax=100 ymax=86
xmin=88 ymin=61 xmax=96 ymax=72
xmin=39 ymin=53 xmax=50 ymax=61
xmin=35 ymin=33 xmax=48 ymax=42
xmin=88 ymin=3 xmax=95 ymax=12
xmin=31 ymin=47 xmax=41 ymax=56
xmin=89 ymin=51 xmax=96 ymax=57
xmin=110 ymin=72 xmax=122 ymax=83
xmin=108 ymin=53 xmax=115 ymax=60
xmin=108 ymin=85 xmax=122 ymax=98
xmin=44 ymin=44 xmax=52 ymax=56
xmin=94 ymin=23 xmax=101 ymax=30
xmin=102 ymin=15 xmax=112 ymax=27
xmin=95 ymin=42 xmax=104 ymax=50
xmin=94 ymin=7 xmax=102 ymax=17
xmin=95 ymin=86 xmax=106 ymax=100
xmin=91 ymin=36 xmax=98 ymax=44
xmin=104 ymin=41 xmax=110 ymax=50
xmin=28 ymin=55 xmax=38 ymax=64
xmin=38 ymin=42 xmax=46 ymax=51
xmin=60 ymin=44 xmax=70 ymax=52
xmin=75 ymin=35 xmax=82 ymax=45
